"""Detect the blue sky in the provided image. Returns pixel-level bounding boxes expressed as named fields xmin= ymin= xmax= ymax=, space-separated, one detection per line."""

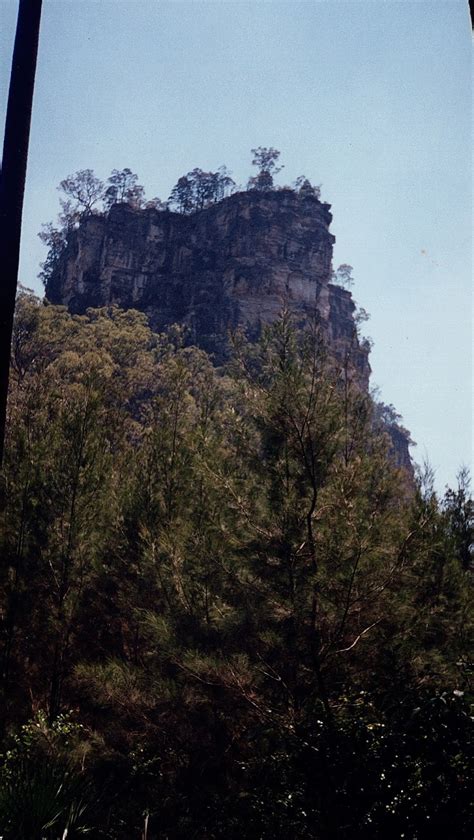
xmin=1 ymin=0 xmax=472 ymax=491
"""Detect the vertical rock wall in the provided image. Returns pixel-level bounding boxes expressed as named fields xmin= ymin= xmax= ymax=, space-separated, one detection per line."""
xmin=46 ymin=189 xmax=370 ymax=386
xmin=45 ymin=188 xmax=415 ymax=469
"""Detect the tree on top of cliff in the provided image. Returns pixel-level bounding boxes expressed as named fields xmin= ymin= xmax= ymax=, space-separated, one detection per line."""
xmin=247 ymin=146 xmax=283 ymax=191
xmin=104 ymin=168 xmax=145 ymax=210
xmin=59 ymin=169 xmax=105 ymax=220
xmin=214 ymin=165 xmax=236 ymax=202
xmin=187 ymin=168 xmax=216 ymax=210
xmin=293 ymin=175 xmax=321 ymax=199
xmin=168 ymin=166 xmax=235 ymax=214
xmin=40 ymin=168 xmax=105 ymax=289
xmin=168 ymin=175 xmax=193 ymax=214
xmin=145 ymin=196 xmax=168 ymax=210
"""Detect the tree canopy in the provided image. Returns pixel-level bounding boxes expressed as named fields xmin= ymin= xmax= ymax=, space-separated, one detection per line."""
xmin=168 ymin=166 xmax=235 ymax=213
xmin=0 ymin=291 xmax=472 ymax=838
xmin=247 ymin=146 xmax=284 ymax=191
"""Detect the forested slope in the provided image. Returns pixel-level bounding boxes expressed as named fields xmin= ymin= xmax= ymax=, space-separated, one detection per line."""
xmin=0 ymin=293 xmax=472 ymax=838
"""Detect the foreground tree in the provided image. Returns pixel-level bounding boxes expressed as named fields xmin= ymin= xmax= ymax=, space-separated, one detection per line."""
xmin=444 ymin=467 xmax=473 ymax=571
xmin=0 ymin=0 xmax=42 ymax=467
xmin=1 ymin=294 xmax=472 ymax=837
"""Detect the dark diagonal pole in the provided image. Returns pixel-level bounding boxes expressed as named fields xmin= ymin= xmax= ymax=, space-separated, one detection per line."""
xmin=0 ymin=0 xmax=42 ymax=467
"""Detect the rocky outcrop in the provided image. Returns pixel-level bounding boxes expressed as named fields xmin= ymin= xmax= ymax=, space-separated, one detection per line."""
xmin=45 ymin=189 xmax=370 ymax=386
xmin=45 ymin=188 xmax=412 ymax=469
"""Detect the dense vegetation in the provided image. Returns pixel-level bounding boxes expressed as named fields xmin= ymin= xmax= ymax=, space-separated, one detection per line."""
xmin=0 ymin=292 xmax=472 ymax=838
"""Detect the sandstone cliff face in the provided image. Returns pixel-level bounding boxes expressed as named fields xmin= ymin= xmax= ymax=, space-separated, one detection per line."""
xmin=45 ymin=189 xmax=411 ymax=469
xmin=46 ymin=189 xmax=370 ymax=386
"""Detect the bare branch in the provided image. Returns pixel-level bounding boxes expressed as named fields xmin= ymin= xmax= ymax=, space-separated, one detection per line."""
xmin=335 ymin=618 xmax=382 ymax=653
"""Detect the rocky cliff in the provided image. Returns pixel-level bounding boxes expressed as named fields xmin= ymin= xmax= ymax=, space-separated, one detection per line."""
xmin=45 ymin=189 xmax=370 ymax=386
xmin=45 ymin=188 xmax=412 ymax=469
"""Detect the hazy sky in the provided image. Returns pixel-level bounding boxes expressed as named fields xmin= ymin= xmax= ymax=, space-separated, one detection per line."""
xmin=1 ymin=0 xmax=472 ymax=491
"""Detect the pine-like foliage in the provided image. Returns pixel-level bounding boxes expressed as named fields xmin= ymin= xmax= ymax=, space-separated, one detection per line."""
xmin=0 ymin=292 xmax=472 ymax=838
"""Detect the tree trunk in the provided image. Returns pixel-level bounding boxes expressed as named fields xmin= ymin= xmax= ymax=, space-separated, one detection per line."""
xmin=0 ymin=0 xmax=42 ymax=467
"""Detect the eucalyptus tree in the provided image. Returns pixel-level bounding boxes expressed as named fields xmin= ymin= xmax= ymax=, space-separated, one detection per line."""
xmin=104 ymin=167 xmax=145 ymax=209
xmin=247 ymin=146 xmax=283 ymax=190
xmin=58 ymin=169 xmax=104 ymax=219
